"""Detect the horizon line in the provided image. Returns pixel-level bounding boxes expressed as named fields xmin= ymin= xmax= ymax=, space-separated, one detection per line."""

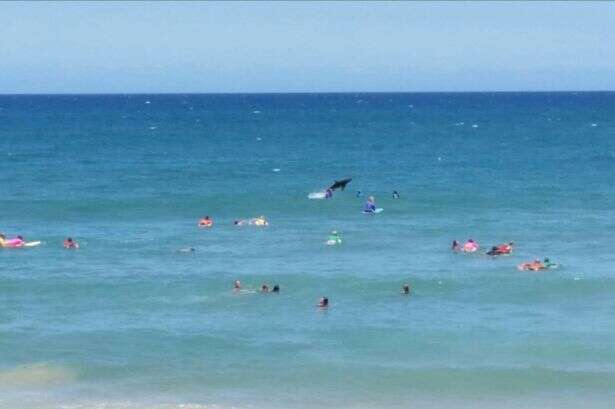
xmin=1 ymin=89 xmax=615 ymax=97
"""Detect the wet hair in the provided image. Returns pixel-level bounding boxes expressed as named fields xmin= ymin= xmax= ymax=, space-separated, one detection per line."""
xmin=272 ymin=284 xmax=279 ymax=293
xmin=321 ymin=297 xmax=329 ymax=306
xmin=0 ymin=233 xmax=5 ymax=239
xmin=261 ymin=284 xmax=269 ymax=292
xmin=66 ymin=237 xmax=73 ymax=242
xmin=402 ymin=284 xmax=410 ymax=294
xmin=17 ymin=235 xmax=23 ymax=240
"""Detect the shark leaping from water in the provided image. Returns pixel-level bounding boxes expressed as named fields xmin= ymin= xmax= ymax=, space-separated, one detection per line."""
xmin=329 ymin=178 xmax=352 ymax=191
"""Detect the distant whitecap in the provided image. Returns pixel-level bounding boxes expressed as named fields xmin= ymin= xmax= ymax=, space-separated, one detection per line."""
xmin=591 ymin=123 xmax=598 ymax=127
xmin=273 ymin=168 xmax=281 ymax=172
xmin=256 ymin=137 xmax=262 ymax=141
xmin=145 ymin=101 xmax=151 ymax=104
xmin=149 ymin=126 xmax=157 ymax=130
xmin=472 ymin=124 xmax=478 ymax=128
xmin=253 ymin=110 xmax=261 ymax=114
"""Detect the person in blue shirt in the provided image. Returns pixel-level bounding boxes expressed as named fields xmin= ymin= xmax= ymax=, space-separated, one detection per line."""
xmin=363 ymin=196 xmax=376 ymax=213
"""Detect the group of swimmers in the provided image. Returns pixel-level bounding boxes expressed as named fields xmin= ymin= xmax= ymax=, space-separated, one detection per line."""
xmin=0 ymin=233 xmax=79 ymax=249
xmin=451 ymin=239 xmax=557 ymax=271
xmin=356 ymin=190 xmax=400 ymax=199
xmin=233 ymin=280 xmax=280 ymax=294
xmin=197 ymin=215 xmax=270 ymax=227
xmin=0 ymin=233 xmax=27 ymax=248
xmin=230 ymin=280 xmax=411 ymax=309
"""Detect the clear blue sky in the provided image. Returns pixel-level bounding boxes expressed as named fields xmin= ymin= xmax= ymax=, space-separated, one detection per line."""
xmin=1 ymin=1 xmax=614 ymax=93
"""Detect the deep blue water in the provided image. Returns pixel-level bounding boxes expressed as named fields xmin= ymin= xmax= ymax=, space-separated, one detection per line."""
xmin=1 ymin=93 xmax=615 ymax=409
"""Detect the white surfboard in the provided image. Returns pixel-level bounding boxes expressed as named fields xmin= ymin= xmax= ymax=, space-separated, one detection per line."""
xmin=308 ymin=191 xmax=326 ymax=200
xmin=363 ymin=208 xmax=384 ymax=214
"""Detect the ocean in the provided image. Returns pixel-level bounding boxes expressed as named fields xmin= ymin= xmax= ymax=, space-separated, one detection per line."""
xmin=1 ymin=92 xmax=615 ymax=409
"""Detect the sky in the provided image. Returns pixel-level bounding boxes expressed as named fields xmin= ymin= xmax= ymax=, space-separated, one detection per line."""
xmin=1 ymin=1 xmax=614 ymax=93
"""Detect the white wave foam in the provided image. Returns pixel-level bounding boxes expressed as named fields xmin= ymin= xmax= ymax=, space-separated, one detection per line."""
xmin=308 ymin=191 xmax=326 ymax=199
xmin=0 ymin=401 xmax=236 ymax=409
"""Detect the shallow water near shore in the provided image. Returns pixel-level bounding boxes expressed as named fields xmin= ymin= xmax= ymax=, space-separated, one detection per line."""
xmin=2 ymin=92 xmax=615 ymax=408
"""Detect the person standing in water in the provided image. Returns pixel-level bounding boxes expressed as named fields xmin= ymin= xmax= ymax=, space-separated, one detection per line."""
xmin=318 ymin=297 xmax=329 ymax=308
xmin=392 ymin=191 xmax=400 ymax=199
xmin=401 ymin=283 xmax=411 ymax=295
xmin=363 ymin=196 xmax=377 ymax=213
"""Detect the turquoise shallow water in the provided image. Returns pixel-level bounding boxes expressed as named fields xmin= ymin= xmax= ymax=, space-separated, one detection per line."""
xmin=1 ymin=93 xmax=615 ymax=408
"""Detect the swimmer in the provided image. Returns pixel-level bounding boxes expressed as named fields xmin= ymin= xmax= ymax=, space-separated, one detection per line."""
xmin=234 ymin=219 xmax=248 ymax=226
xmin=233 ymin=280 xmax=241 ymax=291
xmin=198 ymin=216 xmax=214 ymax=228
xmin=487 ymin=241 xmax=514 ymax=256
xmin=486 ymin=246 xmax=499 ymax=256
xmin=2 ymin=235 xmax=25 ymax=248
xmin=261 ymin=284 xmax=270 ymax=293
xmin=451 ymin=240 xmax=461 ymax=252
xmin=401 ymin=283 xmax=411 ymax=295
xmin=0 ymin=234 xmax=34 ymax=248
xmin=272 ymin=284 xmax=280 ymax=293
xmin=326 ymin=230 xmax=342 ymax=245
xmin=518 ymin=259 xmax=546 ymax=271
xmin=393 ymin=190 xmax=400 ymax=199
xmin=325 ymin=188 xmax=333 ymax=199
xmin=543 ymin=257 xmax=558 ymax=269
xmin=177 ymin=247 xmax=195 ymax=253
xmin=318 ymin=296 xmax=329 ymax=308
xmin=63 ymin=237 xmax=79 ymax=249
xmin=356 ymin=191 xmax=362 ymax=198
xmin=363 ymin=196 xmax=377 ymax=213
xmin=250 ymin=216 xmax=269 ymax=226
xmin=462 ymin=239 xmax=479 ymax=253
